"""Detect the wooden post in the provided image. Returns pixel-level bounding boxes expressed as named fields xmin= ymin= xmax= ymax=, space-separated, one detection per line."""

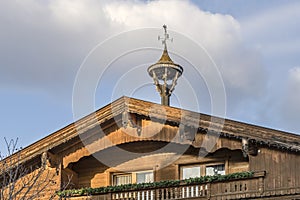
xmin=207 ymin=183 xmax=211 ymax=199
xmin=259 ymin=177 xmax=264 ymax=195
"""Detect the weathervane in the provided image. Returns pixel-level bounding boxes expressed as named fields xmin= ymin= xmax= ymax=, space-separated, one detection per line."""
xmin=147 ymin=25 xmax=183 ymax=106
xmin=158 ymin=24 xmax=173 ymax=49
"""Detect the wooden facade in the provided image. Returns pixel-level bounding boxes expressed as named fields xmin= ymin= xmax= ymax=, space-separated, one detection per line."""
xmin=1 ymin=97 xmax=300 ymax=199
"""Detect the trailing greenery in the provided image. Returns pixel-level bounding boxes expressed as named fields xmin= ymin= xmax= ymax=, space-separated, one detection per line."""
xmin=57 ymin=171 xmax=254 ymax=197
xmin=183 ymin=171 xmax=253 ymax=184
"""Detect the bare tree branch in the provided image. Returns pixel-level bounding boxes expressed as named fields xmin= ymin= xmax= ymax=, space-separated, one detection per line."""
xmin=0 ymin=138 xmax=70 ymax=200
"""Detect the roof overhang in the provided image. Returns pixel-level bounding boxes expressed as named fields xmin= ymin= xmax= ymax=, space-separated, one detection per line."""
xmin=2 ymin=96 xmax=300 ymax=167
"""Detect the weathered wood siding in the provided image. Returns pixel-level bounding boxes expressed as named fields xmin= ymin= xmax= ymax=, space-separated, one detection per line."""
xmin=249 ymin=147 xmax=300 ymax=195
xmin=12 ymin=166 xmax=60 ymax=200
xmin=69 ymin=146 xmax=248 ymax=189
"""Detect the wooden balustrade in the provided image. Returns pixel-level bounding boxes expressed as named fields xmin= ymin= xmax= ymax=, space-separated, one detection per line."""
xmin=66 ymin=171 xmax=266 ymax=200
xmin=110 ymin=184 xmax=208 ymax=200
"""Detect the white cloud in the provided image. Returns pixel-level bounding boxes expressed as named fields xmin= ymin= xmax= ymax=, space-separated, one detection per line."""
xmin=103 ymin=0 xmax=241 ymax=48
xmin=242 ymin=2 xmax=300 ymax=37
xmin=0 ymin=0 xmax=266 ymax=100
xmin=275 ymin=67 xmax=300 ymax=132
xmin=0 ymin=1 xmax=108 ymax=93
xmin=103 ymin=0 xmax=266 ymax=96
xmin=49 ymin=0 xmax=107 ymax=31
xmin=288 ymin=68 xmax=300 ymax=84
xmin=232 ymin=1 xmax=300 ymax=133
xmin=1 ymin=0 xmax=300 ymax=153
xmin=285 ymin=67 xmax=300 ymax=106
xmin=241 ymin=2 xmax=300 ymax=58
xmin=0 ymin=0 xmax=270 ymax=126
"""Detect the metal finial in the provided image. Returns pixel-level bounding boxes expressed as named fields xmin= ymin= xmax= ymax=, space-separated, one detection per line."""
xmin=163 ymin=24 xmax=167 ymax=33
xmin=148 ymin=25 xmax=183 ymax=106
xmin=159 ymin=24 xmax=173 ymax=49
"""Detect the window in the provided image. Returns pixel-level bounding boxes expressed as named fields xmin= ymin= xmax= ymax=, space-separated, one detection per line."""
xmin=136 ymin=171 xmax=154 ymax=183
xmin=113 ymin=174 xmax=132 ymax=186
xmin=181 ymin=166 xmax=201 ymax=179
xmin=112 ymin=171 xmax=153 ymax=185
xmin=205 ymin=164 xmax=225 ymax=176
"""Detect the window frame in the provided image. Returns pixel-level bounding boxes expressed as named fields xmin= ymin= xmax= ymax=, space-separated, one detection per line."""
xmin=180 ymin=164 xmax=202 ymax=180
xmin=205 ymin=163 xmax=226 ymax=176
xmin=136 ymin=170 xmax=154 ymax=184
xmin=112 ymin=173 xmax=132 ymax=186
xmin=111 ymin=170 xmax=154 ymax=186
xmin=179 ymin=162 xmax=226 ymax=179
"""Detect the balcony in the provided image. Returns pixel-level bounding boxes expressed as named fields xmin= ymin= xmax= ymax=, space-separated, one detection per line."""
xmin=61 ymin=171 xmax=266 ymax=200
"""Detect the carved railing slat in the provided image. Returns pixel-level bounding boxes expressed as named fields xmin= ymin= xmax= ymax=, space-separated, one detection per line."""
xmin=68 ymin=171 xmax=267 ymax=200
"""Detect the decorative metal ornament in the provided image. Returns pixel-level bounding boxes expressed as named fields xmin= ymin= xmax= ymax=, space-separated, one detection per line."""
xmin=147 ymin=25 xmax=183 ymax=106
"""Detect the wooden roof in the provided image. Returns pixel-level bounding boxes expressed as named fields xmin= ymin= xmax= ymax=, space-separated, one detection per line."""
xmin=4 ymin=96 xmax=300 ymax=165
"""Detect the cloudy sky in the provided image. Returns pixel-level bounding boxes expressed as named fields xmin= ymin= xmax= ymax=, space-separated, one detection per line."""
xmin=1 ymin=0 xmax=300 ymax=154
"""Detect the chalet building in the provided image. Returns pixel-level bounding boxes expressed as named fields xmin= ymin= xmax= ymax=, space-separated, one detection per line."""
xmin=1 ymin=26 xmax=300 ymax=200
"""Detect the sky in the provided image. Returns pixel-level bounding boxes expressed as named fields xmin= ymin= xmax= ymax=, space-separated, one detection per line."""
xmin=0 ymin=0 xmax=300 ymax=154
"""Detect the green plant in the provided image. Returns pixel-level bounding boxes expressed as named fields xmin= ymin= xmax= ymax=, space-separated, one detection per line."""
xmin=57 ymin=171 xmax=254 ymax=197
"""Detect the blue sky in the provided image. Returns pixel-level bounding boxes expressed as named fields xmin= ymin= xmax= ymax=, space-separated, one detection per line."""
xmin=1 ymin=0 xmax=300 ymax=154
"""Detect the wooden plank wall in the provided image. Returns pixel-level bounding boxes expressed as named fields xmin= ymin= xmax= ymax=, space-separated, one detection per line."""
xmin=14 ymin=167 xmax=60 ymax=200
xmin=72 ymin=147 xmax=249 ymax=189
xmin=249 ymin=147 xmax=300 ymax=195
xmin=75 ymin=161 xmax=109 ymax=188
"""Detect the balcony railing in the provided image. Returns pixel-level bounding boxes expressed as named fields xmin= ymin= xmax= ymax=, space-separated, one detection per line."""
xmin=62 ymin=171 xmax=266 ymax=200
